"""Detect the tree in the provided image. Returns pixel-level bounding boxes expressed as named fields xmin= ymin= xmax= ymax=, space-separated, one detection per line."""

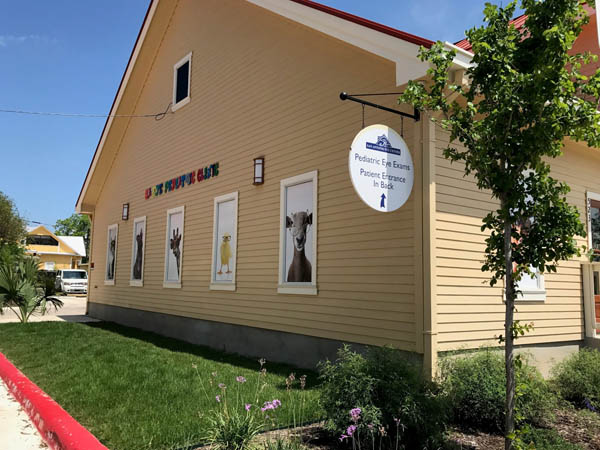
xmin=0 ymin=191 xmax=26 ymax=245
xmin=400 ymin=1 xmax=600 ymax=448
xmin=0 ymin=247 xmax=63 ymax=323
xmin=54 ymin=214 xmax=91 ymax=262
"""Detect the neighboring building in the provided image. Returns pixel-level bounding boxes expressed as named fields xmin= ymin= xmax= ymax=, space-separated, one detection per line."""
xmin=26 ymin=225 xmax=87 ymax=271
xmin=75 ymin=0 xmax=599 ymax=375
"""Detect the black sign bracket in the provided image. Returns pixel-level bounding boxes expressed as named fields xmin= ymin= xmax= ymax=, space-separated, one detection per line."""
xmin=339 ymin=92 xmax=420 ymax=122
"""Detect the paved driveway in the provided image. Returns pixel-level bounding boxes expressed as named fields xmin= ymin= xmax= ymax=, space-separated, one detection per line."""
xmin=0 ymin=296 xmax=98 ymax=324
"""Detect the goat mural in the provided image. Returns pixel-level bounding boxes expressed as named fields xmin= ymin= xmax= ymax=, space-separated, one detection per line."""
xmin=133 ymin=228 xmax=144 ymax=280
xmin=286 ymin=211 xmax=312 ymax=282
xmin=170 ymin=228 xmax=182 ymax=277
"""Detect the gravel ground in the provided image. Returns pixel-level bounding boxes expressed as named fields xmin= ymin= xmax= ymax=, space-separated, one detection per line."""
xmin=0 ymin=379 xmax=46 ymax=450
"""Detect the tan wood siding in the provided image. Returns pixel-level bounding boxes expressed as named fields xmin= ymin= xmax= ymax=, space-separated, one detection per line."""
xmin=434 ymin=127 xmax=597 ymax=351
xmin=88 ymin=0 xmax=422 ymax=351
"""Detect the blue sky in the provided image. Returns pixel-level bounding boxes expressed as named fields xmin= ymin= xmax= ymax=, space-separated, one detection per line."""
xmin=0 ymin=0 xmax=521 ymax=229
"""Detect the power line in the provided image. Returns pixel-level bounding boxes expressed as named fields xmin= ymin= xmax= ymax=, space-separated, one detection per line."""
xmin=0 ymin=102 xmax=172 ymax=121
xmin=27 ymin=220 xmax=55 ymax=228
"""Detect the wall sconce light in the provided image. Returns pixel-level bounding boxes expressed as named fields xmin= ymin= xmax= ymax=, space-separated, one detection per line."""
xmin=122 ymin=203 xmax=130 ymax=221
xmin=253 ymin=157 xmax=264 ymax=185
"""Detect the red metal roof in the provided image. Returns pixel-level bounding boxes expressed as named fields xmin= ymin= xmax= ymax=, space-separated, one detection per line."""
xmin=290 ymin=0 xmax=434 ymax=48
xmin=455 ymin=13 xmax=528 ymax=52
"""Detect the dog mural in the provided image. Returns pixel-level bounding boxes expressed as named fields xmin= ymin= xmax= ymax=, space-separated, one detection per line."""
xmin=218 ymin=232 xmax=232 ymax=275
xmin=107 ymin=237 xmax=116 ymax=280
xmin=286 ymin=211 xmax=312 ymax=282
xmin=170 ymin=228 xmax=182 ymax=277
xmin=133 ymin=229 xmax=144 ymax=280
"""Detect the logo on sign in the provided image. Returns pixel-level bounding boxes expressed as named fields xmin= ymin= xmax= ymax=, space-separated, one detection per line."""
xmin=366 ymin=135 xmax=402 ymax=156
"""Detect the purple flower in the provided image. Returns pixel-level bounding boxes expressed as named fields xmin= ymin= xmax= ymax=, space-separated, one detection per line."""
xmin=245 ymin=403 xmax=252 ymax=411
xmin=339 ymin=434 xmax=349 ymax=442
xmin=236 ymin=376 xmax=247 ymax=383
xmin=261 ymin=399 xmax=282 ymax=412
xmin=215 ymin=395 xmax=221 ymax=403
xmin=584 ymin=398 xmax=597 ymax=412
xmin=346 ymin=425 xmax=357 ymax=436
xmin=349 ymin=407 xmax=361 ymax=422
xmin=218 ymin=383 xmax=226 ymax=389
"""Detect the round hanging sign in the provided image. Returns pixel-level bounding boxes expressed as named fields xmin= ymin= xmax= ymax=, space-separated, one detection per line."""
xmin=348 ymin=124 xmax=414 ymax=212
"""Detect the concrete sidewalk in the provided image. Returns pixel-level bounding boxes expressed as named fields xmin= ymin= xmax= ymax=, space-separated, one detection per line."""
xmin=0 ymin=296 xmax=98 ymax=324
xmin=0 ymin=379 xmax=45 ymax=450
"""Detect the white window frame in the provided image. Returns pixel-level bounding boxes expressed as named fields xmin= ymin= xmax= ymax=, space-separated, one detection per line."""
xmin=172 ymin=52 xmax=192 ymax=112
xmin=104 ymin=223 xmax=118 ymax=285
xmin=586 ymin=191 xmax=600 ymax=254
xmin=506 ymin=170 xmax=546 ymax=301
xmin=163 ymin=206 xmax=185 ymax=288
xmin=130 ymin=216 xmax=146 ymax=287
xmin=278 ymin=170 xmax=318 ymax=295
xmin=210 ymin=192 xmax=239 ymax=291
xmin=515 ymin=267 xmax=546 ymax=302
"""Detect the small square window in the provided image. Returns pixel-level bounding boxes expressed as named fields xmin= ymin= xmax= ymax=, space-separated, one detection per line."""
xmin=172 ymin=53 xmax=191 ymax=111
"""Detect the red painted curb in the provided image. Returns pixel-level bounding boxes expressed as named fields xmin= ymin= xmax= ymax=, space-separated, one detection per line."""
xmin=0 ymin=352 xmax=108 ymax=450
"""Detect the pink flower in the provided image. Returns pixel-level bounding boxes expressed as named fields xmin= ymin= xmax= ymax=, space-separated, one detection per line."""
xmin=339 ymin=434 xmax=349 ymax=442
xmin=347 ymin=425 xmax=357 ymax=436
xmin=236 ymin=376 xmax=247 ymax=383
xmin=245 ymin=404 xmax=252 ymax=411
xmin=215 ymin=395 xmax=221 ymax=403
xmin=218 ymin=383 xmax=226 ymax=389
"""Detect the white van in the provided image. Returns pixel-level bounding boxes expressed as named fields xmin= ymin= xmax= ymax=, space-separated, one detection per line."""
xmin=55 ymin=269 xmax=88 ymax=294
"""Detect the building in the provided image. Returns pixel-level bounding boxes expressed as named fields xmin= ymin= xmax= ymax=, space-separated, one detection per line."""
xmin=76 ymin=0 xmax=599 ymax=376
xmin=26 ymin=225 xmax=87 ymax=271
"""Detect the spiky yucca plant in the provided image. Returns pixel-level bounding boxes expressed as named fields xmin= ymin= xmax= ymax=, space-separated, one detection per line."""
xmin=0 ymin=247 xmax=63 ymax=323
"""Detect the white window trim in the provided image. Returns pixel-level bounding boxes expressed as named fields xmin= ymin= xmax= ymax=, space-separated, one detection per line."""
xmin=171 ymin=52 xmax=192 ymax=112
xmin=515 ymin=268 xmax=546 ymax=302
xmin=163 ymin=206 xmax=184 ymax=288
xmin=130 ymin=216 xmax=146 ymax=287
xmin=586 ymin=191 xmax=600 ymax=252
xmin=278 ymin=170 xmax=318 ymax=295
xmin=104 ymin=223 xmax=118 ymax=285
xmin=210 ymin=192 xmax=239 ymax=291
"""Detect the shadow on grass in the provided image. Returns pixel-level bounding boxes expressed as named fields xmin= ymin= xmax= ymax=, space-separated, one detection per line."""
xmin=82 ymin=321 xmax=321 ymax=390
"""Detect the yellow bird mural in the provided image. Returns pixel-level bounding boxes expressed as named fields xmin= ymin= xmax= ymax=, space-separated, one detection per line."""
xmin=218 ymin=232 xmax=232 ymax=275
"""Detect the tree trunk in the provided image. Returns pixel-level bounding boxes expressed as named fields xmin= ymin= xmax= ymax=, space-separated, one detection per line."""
xmin=503 ymin=214 xmax=516 ymax=450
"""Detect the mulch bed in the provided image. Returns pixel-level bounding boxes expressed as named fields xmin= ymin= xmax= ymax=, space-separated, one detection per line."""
xmin=278 ymin=408 xmax=600 ymax=450
xmin=446 ymin=408 xmax=600 ymax=450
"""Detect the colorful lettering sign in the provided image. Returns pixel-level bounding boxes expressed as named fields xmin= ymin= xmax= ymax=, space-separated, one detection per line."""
xmin=144 ymin=163 xmax=220 ymax=200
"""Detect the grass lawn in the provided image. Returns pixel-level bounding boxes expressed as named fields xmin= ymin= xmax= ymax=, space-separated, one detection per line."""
xmin=0 ymin=321 xmax=322 ymax=450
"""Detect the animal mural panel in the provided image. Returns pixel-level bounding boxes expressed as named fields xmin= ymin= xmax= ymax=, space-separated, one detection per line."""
xmin=214 ymin=199 xmax=236 ymax=282
xmin=166 ymin=210 xmax=184 ymax=282
xmin=105 ymin=225 xmax=118 ymax=281
xmin=284 ymin=181 xmax=314 ymax=283
xmin=131 ymin=219 xmax=145 ymax=281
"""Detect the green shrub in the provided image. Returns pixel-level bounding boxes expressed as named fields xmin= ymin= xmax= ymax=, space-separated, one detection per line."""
xmin=519 ymin=427 xmax=581 ymax=450
xmin=440 ymin=350 xmax=556 ymax=432
xmin=318 ymin=345 xmax=447 ymax=448
xmin=552 ymin=348 xmax=600 ymax=411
